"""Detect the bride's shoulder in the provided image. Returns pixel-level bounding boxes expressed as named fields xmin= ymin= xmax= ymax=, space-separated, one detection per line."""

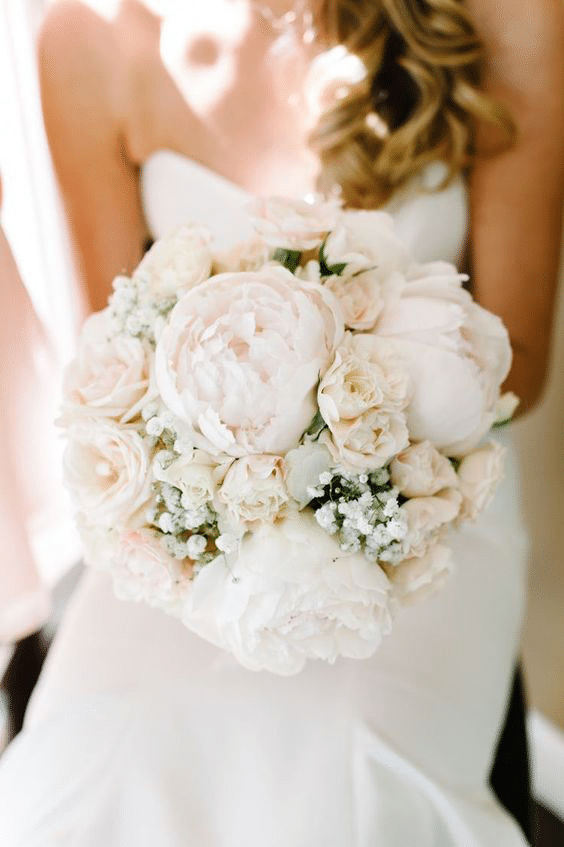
xmin=38 ymin=2 xmax=161 ymax=157
xmin=38 ymin=2 xmax=120 ymax=76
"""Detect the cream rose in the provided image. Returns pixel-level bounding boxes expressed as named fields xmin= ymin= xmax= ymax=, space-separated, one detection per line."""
xmin=324 ymin=270 xmax=389 ymax=331
xmin=62 ymin=310 xmax=149 ymax=422
xmin=218 ymin=455 xmax=289 ymax=526
xmin=153 ymin=450 xmax=220 ymax=510
xmin=248 ymin=195 xmax=342 ymax=250
xmin=63 ymin=421 xmax=152 ymax=527
xmin=388 ymin=543 xmax=453 ymax=605
xmin=326 ymin=408 xmax=409 ymax=470
xmin=375 ymin=261 xmax=512 ymax=455
xmin=390 ymin=441 xmax=458 ymax=498
xmin=323 ymin=210 xmax=408 ymax=276
xmin=180 ymin=509 xmax=393 ymax=674
xmin=457 ymin=440 xmax=505 ymax=521
xmin=212 ymin=237 xmax=269 ymax=274
xmin=400 ymin=487 xmax=462 ymax=557
xmin=135 ymin=224 xmax=213 ymax=299
xmin=318 ymin=332 xmax=411 ymax=425
xmin=155 ymin=266 xmax=344 ymax=456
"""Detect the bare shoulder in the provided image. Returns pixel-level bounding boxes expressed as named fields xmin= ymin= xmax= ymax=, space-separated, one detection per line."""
xmin=465 ymin=0 xmax=564 ymax=96
xmin=38 ymin=1 xmax=163 ymax=156
xmin=38 ymin=2 xmax=123 ymax=140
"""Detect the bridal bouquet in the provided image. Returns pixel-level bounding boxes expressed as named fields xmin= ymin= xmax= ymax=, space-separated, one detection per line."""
xmin=60 ymin=197 xmax=516 ymax=674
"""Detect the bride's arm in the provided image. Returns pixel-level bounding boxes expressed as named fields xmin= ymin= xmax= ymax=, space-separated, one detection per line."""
xmin=466 ymin=0 xmax=564 ymax=415
xmin=38 ymin=2 xmax=150 ymax=314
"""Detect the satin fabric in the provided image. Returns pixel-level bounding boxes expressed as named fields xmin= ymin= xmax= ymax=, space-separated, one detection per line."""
xmin=0 ymin=155 xmax=530 ymax=845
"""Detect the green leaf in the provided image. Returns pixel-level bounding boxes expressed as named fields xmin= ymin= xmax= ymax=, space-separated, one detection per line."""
xmin=305 ymin=410 xmax=326 ymax=437
xmin=272 ymin=248 xmax=302 ymax=273
xmin=319 ymin=241 xmax=347 ymax=277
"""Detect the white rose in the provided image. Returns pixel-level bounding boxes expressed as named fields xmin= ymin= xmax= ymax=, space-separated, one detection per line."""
xmin=318 ymin=332 xmax=411 ymax=425
xmin=390 ymin=441 xmax=458 ymax=498
xmin=284 ymin=441 xmax=334 ymax=507
xmin=325 ymin=408 xmax=409 ymax=470
xmin=375 ymin=262 xmax=512 ymax=455
xmin=457 ymin=440 xmax=505 ymax=521
xmin=388 ymin=543 xmax=453 ymax=605
xmin=134 ymin=224 xmax=213 ymax=299
xmin=62 ymin=310 xmax=149 ymax=423
xmin=153 ymin=450 xmax=219 ymax=510
xmin=400 ymin=487 xmax=462 ymax=557
xmin=180 ymin=509 xmax=393 ymax=674
xmin=218 ymin=455 xmax=289 ymax=526
xmin=248 ymin=195 xmax=342 ymax=250
xmin=155 ymin=266 xmax=344 ymax=456
xmin=63 ymin=420 xmax=152 ymax=527
xmin=212 ymin=237 xmax=269 ymax=274
xmin=323 ymin=210 xmax=408 ymax=276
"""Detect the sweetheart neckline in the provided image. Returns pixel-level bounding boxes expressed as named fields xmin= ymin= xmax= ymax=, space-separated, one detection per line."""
xmin=141 ymin=150 xmax=262 ymax=202
xmin=140 ymin=148 xmax=458 ymax=207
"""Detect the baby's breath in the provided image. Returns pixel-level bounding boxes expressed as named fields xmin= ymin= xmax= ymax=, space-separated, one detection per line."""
xmin=308 ymin=466 xmax=408 ymax=564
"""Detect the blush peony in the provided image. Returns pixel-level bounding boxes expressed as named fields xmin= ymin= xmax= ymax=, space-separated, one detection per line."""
xmin=155 ymin=266 xmax=344 ymax=456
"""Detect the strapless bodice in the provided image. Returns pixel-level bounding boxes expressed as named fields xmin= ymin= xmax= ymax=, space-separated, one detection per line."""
xmin=140 ymin=150 xmax=469 ymax=265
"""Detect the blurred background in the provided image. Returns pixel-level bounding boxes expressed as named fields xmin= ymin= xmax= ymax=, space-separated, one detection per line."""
xmin=0 ymin=0 xmax=563 ymax=841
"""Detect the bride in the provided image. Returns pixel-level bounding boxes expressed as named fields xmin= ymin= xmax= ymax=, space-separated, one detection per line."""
xmin=1 ymin=0 xmax=563 ymax=843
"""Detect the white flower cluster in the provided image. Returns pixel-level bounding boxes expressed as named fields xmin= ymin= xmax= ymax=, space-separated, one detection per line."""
xmin=108 ymin=274 xmax=170 ymax=343
xmin=60 ymin=198 xmax=514 ymax=675
xmin=308 ymin=467 xmax=407 ymax=563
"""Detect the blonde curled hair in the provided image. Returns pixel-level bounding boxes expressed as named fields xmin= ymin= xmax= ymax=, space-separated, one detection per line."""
xmin=310 ymin=0 xmax=515 ymax=208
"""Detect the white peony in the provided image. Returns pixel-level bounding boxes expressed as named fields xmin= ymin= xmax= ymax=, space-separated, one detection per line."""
xmin=217 ymin=454 xmax=289 ymax=526
xmin=325 ymin=408 xmax=409 ymax=470
xmin=248 ymin=195 xmax=342 ymax=250
xmin=375 ymin=261 xmax=512 ymax=456
xmin=284 ymin=441 xmax=334 ymax=506
xmin=63 ymin=420 xmax=152 ymax=527
xmin=323 ymin=209 xmax=408 ymax=276
xmin=457 ymin=440 xmax=505 ymax=521
xmin=388 ymin=543 xmax=453 ymax=605
xmin=390 ymin=441 xmax=458 ymax=498
xmin=400 ymin=487 xmax=462 ymax=557
xmin=180 ymin=509 xmax=393 ymax=675
xmin=62 ymin=310 xmax=149 ymax=422
xmin=318 ymin=332 xmax=411 ymax=425
xmin=134 ymin=224 xmax=213 ymax=299
xmin=155 ymin=266 xmax=344 ymax=456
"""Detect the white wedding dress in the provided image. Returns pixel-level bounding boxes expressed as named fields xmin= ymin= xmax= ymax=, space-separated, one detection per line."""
xmin=0 ymin=152 xmax=531 ymax=847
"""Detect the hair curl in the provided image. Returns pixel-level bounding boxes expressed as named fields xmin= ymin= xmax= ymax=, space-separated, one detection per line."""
xmin=310 ymin=0 xmax=515 ymax=208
